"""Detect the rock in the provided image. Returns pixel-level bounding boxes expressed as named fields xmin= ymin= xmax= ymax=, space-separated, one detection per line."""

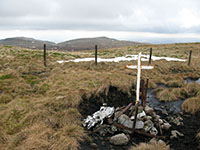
xmin=158 ymin=139 xmax=165 ymax=144
xmin=159 ymin=119 xmax=163 ymax=124
xmin=110 ymin=125 xmax=118 ymax=133
xmin=161 ymin=109 xmax=168 ymax=115
xmin=131 ymin=111 xmax=146 ymax=120
xmin=137 ymin=111 xmax=146 ymax=119
xmin=150 ymin=127 xmax=158 ymax=136
xmin=118 ymin=114 xmax=133 ymax=128
xmin=146 ymin=115 xmax=153 ymax=120
xmin=109 ymin=133 xmax=129 ymax=145
xmin=93 ymin=124 xmax=117 ymax=136
xmin=135 ymin=120 xmax=144 ymax=129
xmin=170 ymin=130 xmax=184 ymax=139
xmin=150 ymin=138 xmax=157 ymax=143
xmin=138 ymin=106 xmax=144 ymax=113
xmin=144 ymin=120 xmax=154 ymax=132
xmin=145 ymin=106 xmax=154 ymax=115
xmin=90 ymin=143 xmax=98 ymax=149
xmin=168 ymin=116 xmax=183 ymax=126
xmin=161 ymin=122 xmax=171 ymax=130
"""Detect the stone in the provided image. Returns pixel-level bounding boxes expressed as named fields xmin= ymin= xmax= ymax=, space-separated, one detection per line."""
xmin=135 ymin=120 xmax=144 ymax=129
xmin=90 ymin=143 xmax=98 ymax=149
xmin=149 ymin=138 xmax=157 ymax=143
xmin=161 ymin=122 xmax=171 ymax=130
xmin=170 ymin=130 xmax=184 ymax=139
xmin=131 ymin=111 xmax=146 ymax=120
xmin=144 ymin=120 xmax=154 ymax=132
xmin=159 ymin=119 xmax=163 ymax=124
xmin=109 ymin=133 xmax=129 ymax=145
xmin=145 ymin=106 xmax=154 ymax=115
xmin=137 ymin=111 xmax=146 ymax=119
xmin=161 ymin=109 xmax=168 ymax=115
xmin=168 ymin=116 xmax=183 ymax=126
xmin=158 ymin=139 xmax=165 ymax=144
xmin=146 ymin=115 xmax=153 ymax=120
xmin=150 ymin=127 xmax=158 ymax=136
xmin=138 ymin=106 xmax=144 ymax=113
xmin=118 ymin=114 xmax=133 ymax=128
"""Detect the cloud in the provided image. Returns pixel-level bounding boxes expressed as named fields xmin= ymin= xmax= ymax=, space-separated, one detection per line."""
xmin=0 ymin=0 xmax=200 ymax=43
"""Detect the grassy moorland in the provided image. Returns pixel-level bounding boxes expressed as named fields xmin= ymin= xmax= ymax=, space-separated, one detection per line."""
xmin=0 ymin=43 xmax=200 ymax=150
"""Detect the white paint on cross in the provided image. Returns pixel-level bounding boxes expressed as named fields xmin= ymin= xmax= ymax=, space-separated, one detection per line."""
xmin=125 ymin=52 xmax=153 ymax=104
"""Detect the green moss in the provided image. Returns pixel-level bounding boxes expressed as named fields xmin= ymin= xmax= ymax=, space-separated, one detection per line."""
xmin=0 ymin=74 xmax=12 ymax=80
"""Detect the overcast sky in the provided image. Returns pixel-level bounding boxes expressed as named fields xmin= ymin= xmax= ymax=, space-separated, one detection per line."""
xmin=0 ymin=0 xmax=200 ymax=43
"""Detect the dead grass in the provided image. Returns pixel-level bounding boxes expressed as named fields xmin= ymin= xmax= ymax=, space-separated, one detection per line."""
xmin=0 ymin=43 xmax=200 ymax=149
xmin=182 ymin=97 xmax=200 ymax=114
xmin=129 ymin=141 xmax=170 ymax=150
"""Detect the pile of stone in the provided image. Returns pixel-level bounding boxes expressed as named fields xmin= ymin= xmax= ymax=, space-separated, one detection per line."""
xmin=83 ymin=103 xmax=183 ymax=146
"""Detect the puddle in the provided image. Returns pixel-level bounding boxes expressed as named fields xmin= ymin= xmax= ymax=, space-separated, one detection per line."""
xmin=184 ymin=78 xmax=200 ymax=84
xmin=146 ymin=89 xmax=184 ymax=114
xmin=57 ymin=54 xmax=186 ymax=63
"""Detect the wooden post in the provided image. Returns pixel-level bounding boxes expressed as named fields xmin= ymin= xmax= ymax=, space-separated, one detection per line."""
xmin=188 ymin=50 xmax=192 ymax=66
xmin=44 ymin=44 xmax=46 ymax=67
xmin=143 ymin=78 xmax=149 ymax=109
xmin=95 ymin=45 xmax=98 ymax=65
xmin=141 ymin=79 xmax=145 ymax=107
xmin=149 ymin=48 xmax=152 ymax=65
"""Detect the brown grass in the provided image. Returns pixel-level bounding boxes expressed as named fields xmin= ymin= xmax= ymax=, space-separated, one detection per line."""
xmin=182 ymin=97 xmax=200 ymax=114
xmin=0 ymin=43 xmax=200 ymax=149
xmin=129 ymin=141 xmax=170 ymax=150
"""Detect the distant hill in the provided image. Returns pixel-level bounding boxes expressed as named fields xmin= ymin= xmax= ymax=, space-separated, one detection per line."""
xmin=0 ymin=37 xmax=56 ymax=50
xmin=0 ymin=36 xmax=143 ymax=51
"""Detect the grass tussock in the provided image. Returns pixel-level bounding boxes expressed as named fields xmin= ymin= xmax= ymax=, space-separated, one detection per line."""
xmin=182 ymin=97 xmax=200 ymax=114
xmin=129 ymin=141 xmax=170 ymax=150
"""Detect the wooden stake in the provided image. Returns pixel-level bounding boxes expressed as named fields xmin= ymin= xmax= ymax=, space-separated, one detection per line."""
xmin=188 ymin=50 xmax=192 ymax=66
xmin=44 ymin=44 xmax=46 ymax=67
xmin=95 ymin=45 xmax=98 ymax=65
xmin=149 ymin=48 xmax=152 ymax=65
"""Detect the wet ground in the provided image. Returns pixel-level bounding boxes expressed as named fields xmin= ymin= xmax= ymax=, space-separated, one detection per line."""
xmin=79 ymin=79 xmax=200 ymax=150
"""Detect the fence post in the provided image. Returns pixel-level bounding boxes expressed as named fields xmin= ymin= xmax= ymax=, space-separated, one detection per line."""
xmin=148 ymin=48 xmax=152 ymax=65
xmin=143 ymin=78 xmax=149 ymax=109
xmin=44 ymin=44 xmax=46 ymax=67
xmin=95 ymin=45 xmax=98 ymax=65
xmin=188 ymin=50 xmax=192 ymax=66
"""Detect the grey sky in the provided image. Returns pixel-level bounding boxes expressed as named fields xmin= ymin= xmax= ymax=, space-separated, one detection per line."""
xmin=0 ymin=0 xmax=200 ymax=43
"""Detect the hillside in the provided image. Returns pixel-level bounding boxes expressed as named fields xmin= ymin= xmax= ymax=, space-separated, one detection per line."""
xmin=57 ymin=37 xmax=142 ymax=51
xmin=0 ymin=37 xmax=56 ymax=50
xmin=0 ymin=36 xmax=142 ymax=51
xmin=0 ymin=43 xmax=200 ymax=150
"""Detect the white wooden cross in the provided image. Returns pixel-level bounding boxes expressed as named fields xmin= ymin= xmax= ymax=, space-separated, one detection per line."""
xmin=125 ymin=52 xmax=153 ymax=105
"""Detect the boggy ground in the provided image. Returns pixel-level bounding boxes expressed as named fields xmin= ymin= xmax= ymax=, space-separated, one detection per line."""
xmin=79 ymin=86 xmax=200 ymax=150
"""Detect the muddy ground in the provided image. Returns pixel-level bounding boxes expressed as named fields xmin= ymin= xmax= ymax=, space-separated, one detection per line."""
xmin=79 ymin=86 xmax=200 ymax=150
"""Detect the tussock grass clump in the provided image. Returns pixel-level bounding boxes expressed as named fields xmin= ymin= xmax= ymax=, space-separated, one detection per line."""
xmin=156 ymin=88 xmax=178 ymax=101
xmin=129 ymin=141 xmax=170 ymax=150
xmin=185 ymin=83 xmax=200 ymax=97
xmin=166 ymin=79 xmax=184 ymax=88
xmin=182 ymin=97 xmax=200 ymax=114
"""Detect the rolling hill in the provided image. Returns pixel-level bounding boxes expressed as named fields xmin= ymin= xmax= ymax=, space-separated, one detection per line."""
xmin=57 ymin=36 xmax=142 ymax=51
xmin=0 ymin=36 xmax=142 ymax=51
xmin=0 ymin=37 xmax=56 ymax=50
